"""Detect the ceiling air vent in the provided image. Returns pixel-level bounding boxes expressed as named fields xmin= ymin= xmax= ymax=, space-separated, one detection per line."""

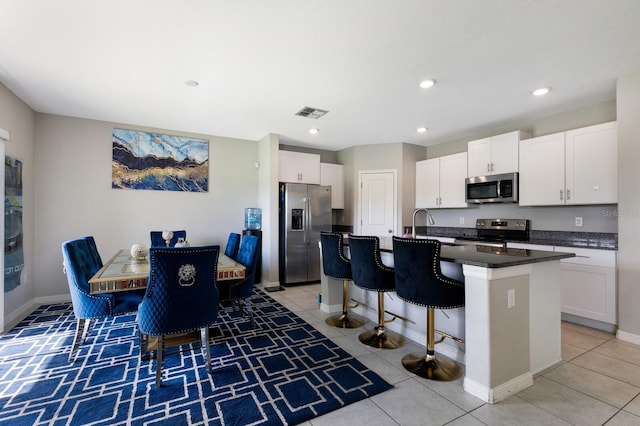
xmin=295 ymin=106 xmax=328 ymax=119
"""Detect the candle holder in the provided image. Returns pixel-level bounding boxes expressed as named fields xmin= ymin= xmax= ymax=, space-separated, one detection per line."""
xmin=161 ymin=230 xmax=174 ymax=247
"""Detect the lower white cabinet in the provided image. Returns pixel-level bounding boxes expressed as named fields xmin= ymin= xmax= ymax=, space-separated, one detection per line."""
xmin=557 ymin=246 xmax=617 ymax=325
xmin=508 ymin=243 xmax=617 ymax=326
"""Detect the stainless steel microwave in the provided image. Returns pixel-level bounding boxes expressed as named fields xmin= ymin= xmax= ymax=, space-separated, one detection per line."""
xmin=465 ymin=172 xmax=519 ymax=203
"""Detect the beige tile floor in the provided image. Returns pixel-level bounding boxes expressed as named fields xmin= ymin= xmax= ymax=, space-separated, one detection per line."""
xmin=263 ymin=283 xmax=640 ymax=426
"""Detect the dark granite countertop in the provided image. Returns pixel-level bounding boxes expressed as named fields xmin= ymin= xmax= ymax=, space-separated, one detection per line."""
xmin=377 ymin=240 xmax=575 ymax=268
xmin=437 ymin=243 xmax=574 ymax=268
xmin=406 ymin=226 xmax=618 ymax=251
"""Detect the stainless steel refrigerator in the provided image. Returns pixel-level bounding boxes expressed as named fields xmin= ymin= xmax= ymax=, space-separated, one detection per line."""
xmin=279 ymin=183 xmax=332 ymax=286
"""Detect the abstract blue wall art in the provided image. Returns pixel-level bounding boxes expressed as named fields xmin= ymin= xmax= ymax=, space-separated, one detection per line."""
xmin=112 ymin=128 xmax=209 ymax=192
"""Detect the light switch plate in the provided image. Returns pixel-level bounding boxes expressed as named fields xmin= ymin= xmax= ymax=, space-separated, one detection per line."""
xmin=575 ymin=217 xmax=583 ymax=227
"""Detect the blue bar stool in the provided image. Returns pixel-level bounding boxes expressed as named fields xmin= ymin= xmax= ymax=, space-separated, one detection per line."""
xmin=392 ymin=236 xmax=465 ymax=380
xmin=349 ymin=235 xmax=404 ymax=349
xmin=320 ymin=232 xmax=364 ymax=329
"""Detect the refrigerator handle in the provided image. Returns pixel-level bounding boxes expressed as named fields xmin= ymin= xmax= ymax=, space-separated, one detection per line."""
xmin=304 ymin=197 xmax=311 ymax=245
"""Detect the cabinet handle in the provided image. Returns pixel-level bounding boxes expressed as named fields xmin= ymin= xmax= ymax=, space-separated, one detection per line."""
xmin=560 ymin=190 xmax=563 ymax=200
xmin=439 ymin=197 xmax=442 ymax=206
xmin=491 ymin=163 xmax=494 ymax=172
xmin=436 ymin=197 xmax=439 ymax=206
xmin=567 ymin=189 xmax=571 ymax=200
xmin=487 ymin=163 xmax=491 ymax=172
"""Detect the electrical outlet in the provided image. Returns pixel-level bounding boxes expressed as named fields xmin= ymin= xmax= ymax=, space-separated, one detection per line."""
xmin=508 ymin=289 xmax=515 ymax=309
xmin=575 ymin=217 xmax=583 ymax=227
xmin=459 ymin=216 xmax=465 ymax=225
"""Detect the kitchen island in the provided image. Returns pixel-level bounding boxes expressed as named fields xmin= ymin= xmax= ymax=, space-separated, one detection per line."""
xmin=320 ymin=240 xmax=574 ymax=403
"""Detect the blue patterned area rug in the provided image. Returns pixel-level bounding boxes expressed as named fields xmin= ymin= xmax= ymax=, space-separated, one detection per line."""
xmin=0 ymin=290 xmax=392 ymax=425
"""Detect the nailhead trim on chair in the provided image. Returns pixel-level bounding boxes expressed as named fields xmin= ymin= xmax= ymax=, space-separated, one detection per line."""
xmin=349 ymin=234 xmax=394 ymax=293
xmin=392 ymin=237 xmax=464 ymax=309
xmin=322 ymin=232 xmax=351 ymax=281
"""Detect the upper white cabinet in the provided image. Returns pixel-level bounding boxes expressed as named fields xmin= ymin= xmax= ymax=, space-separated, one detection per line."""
xmin=279 ymin=151 xmax=321 ymax=184
xmin=519 ymin=122 xmax=617 ymax=206
xmin=565 ymin=121 xmax=617 ymax=205
xmin=467 ymin=130 xmax=530 ymax=177
xmin=320 ymin=163 xmax=344 ymax=209
xmin=416 ymin=152 xmax=468 ymax=209
xmin=518 ymin=132 xmax=566 ymax=206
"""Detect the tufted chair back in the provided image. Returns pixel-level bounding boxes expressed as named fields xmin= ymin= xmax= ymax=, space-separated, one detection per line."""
xmin=348 ymin=235 xmax=395 ymax=292
xmin=137 ymin=245 xmax=220 ymax=336
xmin=220 ymin=234 xmax=260 ymax=300
xmin=320 ymin=232 xmax=351 ymax=281
xmin=62 ymin=237 xmax=145 ymax=362
xmin=83 ymin=236 xmax=103 ymax=274
xmin=392 ymin=237 xmax=464 ymax=309
xmin=150 ymin=230 xmax=187 ymax=247
xmin=62 ymin=238 xmax=114 ymax=319
xmin=224 ymin=232 xmax=241 ymax=259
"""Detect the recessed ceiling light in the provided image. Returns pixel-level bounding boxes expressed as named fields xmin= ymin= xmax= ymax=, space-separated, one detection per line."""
xmin=532 ymin=87 xmax=550 ymax=96
xmin=419 ymin=79 xmax=436 ymax=89
xmin=184 ymin=80 xmax=199 ymax=87
xmin=309 ymin=128 xmax=319 ymax=135
xmin=417 ymin=127 xmax=428 ymax=133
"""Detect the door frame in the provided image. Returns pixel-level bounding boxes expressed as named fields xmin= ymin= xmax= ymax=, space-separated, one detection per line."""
xmin=357 ymin=169 xmax=398 ymax=237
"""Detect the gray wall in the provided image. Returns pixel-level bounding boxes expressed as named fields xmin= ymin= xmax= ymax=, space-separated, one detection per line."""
xmin=616 ymin=71 xmax=640 ymax=336
xmin=33 ymin=114 xmax=259 ymax=299
xmin=0 ymin=83 xmax=35 ymax=323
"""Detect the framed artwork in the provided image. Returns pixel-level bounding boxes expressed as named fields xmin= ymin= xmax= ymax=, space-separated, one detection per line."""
xmin=112 ymin=128 xmax=209 ymax=192
xmin=5 ymin=156 xmax=23 ymax=292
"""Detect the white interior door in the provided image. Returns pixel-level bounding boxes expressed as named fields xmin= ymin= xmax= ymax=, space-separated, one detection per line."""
xmin=359 ymin=170 xmax=396 ymax=250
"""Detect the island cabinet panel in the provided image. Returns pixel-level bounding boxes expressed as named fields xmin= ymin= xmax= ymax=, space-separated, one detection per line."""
xmin=279 ymin=151 xmax=321 ymax=184
xmin=415 ymin=152 xmax=467 ymax=209
xmin=519 ymin=121 xmax=617 ymax=206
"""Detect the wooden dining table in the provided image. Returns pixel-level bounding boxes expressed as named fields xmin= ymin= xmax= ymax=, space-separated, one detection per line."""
xmin=89 ymin=249 xmax=246 ymax=294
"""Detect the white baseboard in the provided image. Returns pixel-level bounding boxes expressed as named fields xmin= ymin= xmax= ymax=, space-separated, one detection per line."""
xmin=464 ymin=372 xmax=534 ymax=403
xmin=4 ymin=294 xmax=72 ymax=332
xmin=320 ymin=302 xmax=342 ymax=314
xmin=617 ymin=329 xmax=640 ymax=345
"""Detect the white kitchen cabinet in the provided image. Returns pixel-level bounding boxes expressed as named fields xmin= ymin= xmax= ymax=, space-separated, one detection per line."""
xmin=507 ymin=242 xmax=617 ymax=327
xmin=565 ymin=121 xmax=617 ymax=205
xmin=467 ymin=130 xmax=530 ymax=177
xmin=519 ymin=122 xmax=617 ymax=206
xmin=557 ymin=246 xmax=617 ymax=325
xmin=519 ymin=132 xmax=566 ymax=206
xmin=279 ymin=151 xmax=321 ymax=184
xmin=320 ymin=162 xmax=344 ymax=209
xmin=415 ymin=152 xmax=467 ymax=209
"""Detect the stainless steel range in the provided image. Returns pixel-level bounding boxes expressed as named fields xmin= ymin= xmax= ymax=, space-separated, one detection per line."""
xmin=459 ymin=218 xmax=530 ymax=247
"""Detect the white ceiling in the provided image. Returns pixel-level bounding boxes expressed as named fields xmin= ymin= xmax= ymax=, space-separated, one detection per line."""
xmin=1 ymin=0 xmax=640 ymax=151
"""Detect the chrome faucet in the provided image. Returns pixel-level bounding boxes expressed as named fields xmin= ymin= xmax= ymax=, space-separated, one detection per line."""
xmin=412 ymin=208 xmax=435 ymax=238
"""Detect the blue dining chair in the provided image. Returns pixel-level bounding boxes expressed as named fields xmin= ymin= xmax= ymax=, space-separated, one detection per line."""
xmin=62 ymin=237 xmax=145 ymax=362
xmin=137 ymin=245 xmax=221 ymax=388
xmin=150 ymin=230 xmax=187 ymax=247
xmin=218 ymin=234 xmax=260 ymax=323
xmin=224 ymin=232 xmax=241 ymax=259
